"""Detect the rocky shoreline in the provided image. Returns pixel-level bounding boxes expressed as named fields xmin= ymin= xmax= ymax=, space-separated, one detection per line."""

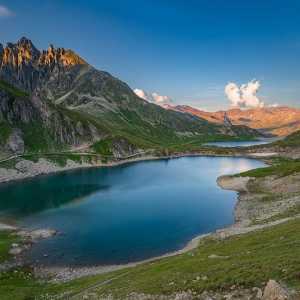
xmin=0 ymin=226 xmax=57 ymax=273
xmin=0 ymin=149 xmax=277 ymax=185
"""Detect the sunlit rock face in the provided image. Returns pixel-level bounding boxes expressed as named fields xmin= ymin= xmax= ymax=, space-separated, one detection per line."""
xmin=39 ymin=44 xmax=86 ymax=67
xmin=0 ymin=37 xmax=86 ymax=92
xmin=1 ymin=37 xmax=86 ymax=68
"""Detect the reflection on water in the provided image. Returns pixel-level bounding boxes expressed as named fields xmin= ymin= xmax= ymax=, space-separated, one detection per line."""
xmin=0 ymin=174 xmax=110 ymax=218
xmin=0 ymin=156 xmax=265 ymax=266
xmin=218 ymin=158 xmax=259 ymax=174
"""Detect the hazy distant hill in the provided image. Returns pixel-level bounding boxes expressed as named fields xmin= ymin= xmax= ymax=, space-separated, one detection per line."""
xmin=171 ymin=105 xmax=300 ymax=136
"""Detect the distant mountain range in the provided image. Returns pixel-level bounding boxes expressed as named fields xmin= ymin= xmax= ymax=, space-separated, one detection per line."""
xmin=0 ymin=37 xmax=260 ymax=157
xmin=169 ymin=105 xmax=300 ymax=136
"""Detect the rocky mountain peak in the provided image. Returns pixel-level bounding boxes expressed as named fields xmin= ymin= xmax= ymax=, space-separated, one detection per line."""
xmin=38 ymin=44 xmax=86 ymax=67
xmin=0 ymin=37 xmax=86 ymax=69
xmin=0 ymin=37 xmax=88 ymax=92
xmin=1 ymin=37 xmax=39 ymax=67
xmin=17 ymin=36 xmax=36 ymax=49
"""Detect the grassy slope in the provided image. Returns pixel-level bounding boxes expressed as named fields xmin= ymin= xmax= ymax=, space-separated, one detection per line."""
xmin=0 ymin=219 xmax=300 ymax=299
xmin=96 ymin=111 xmax=234 ymax=152
xmin=91 ymin=219 xmax=300 ymax=298
xmin=239 ymin=158 xmax=300 ymax=178
xmin=0 ymin=232 xmax=20 ymax=263
xmin=274 ymin=130 xmax=300 ymax=147
xmin=0 ymin=80 xmax=29 ymax=98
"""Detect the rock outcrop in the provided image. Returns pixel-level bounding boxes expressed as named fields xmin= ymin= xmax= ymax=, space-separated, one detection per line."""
xmin=6 ymin=129 xmax=24 ymax=154
xmin=262 ymin=280 xmax=291 ymax=300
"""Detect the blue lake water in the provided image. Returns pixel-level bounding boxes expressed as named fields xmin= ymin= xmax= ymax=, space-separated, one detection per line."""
xmin=0 ymin=156 xmax=265 ymax=266
xmin=204 ymin=138 xmax=278 ymax=148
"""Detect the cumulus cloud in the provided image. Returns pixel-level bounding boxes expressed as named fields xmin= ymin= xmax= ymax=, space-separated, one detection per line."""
xmin=224 ymin=83 xmax=241 ymax=107
xmin=151 ymin=92 xmax=171 ymax=104
xmin=133 ymin=89 xmax=148 ymax=100
xmin=134 ymin=88 xmax=172 ymax=106
xmin=0 ymin=5 xmax=15 ymax=17
xmin=225 ymin=80 xmax=264 ymax=108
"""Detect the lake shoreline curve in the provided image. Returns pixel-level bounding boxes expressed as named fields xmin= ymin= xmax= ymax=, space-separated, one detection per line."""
xmin=0 ymin=150 xmax=286 ymax=282
xmin=0 ymin=148 xmax=277 ymax=185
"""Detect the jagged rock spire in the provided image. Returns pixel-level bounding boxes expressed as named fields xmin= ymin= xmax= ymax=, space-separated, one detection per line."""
xmin=38 ymin=43 xmax=86 ymax=66
xmin=17 ymin=36 xmax=34 ymax=46
xmin=0 ymin=37 xmax=86 ymax=68
xmin=0 ymin=37 xmax=87 ymax=92
xmin=17 ymin=36 xmax=39 ymax=55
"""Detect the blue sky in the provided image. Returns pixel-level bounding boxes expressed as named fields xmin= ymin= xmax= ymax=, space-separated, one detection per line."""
xmin=1 ymin=0 xmax=300 ymax=110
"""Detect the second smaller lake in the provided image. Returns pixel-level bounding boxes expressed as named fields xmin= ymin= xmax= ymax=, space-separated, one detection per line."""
xmin=205 ymin=138 xmax=278 ymax=148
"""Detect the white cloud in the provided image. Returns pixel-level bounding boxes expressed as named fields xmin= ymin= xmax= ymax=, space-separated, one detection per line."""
xmin=240 ymin=80 xmax=263 ymax=108
xmin=225 ymin=80 xmax=264 ymax=108
xmin=134 ymin=88 xmax=172 ymax=106
xmin=0 ymin=5 xmax=14 ymax=17
xmin=151 ymin=92 xmax=171 ymax=104
xmin=133 ymin=89 xmax=148 ymax=100
xmin=224 ymin=82 xmax=241 ymax=107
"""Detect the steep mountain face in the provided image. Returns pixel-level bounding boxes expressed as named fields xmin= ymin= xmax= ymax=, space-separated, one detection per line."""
xmin=171 ymin=105 xmax=300 ymax=136
xmin=0 ymin=37 xmax=260 ymax=156
xmin=0 ymin=80 xmax=104 ymax=157
xmin=0 ymin=38 xmax=104 ymax=156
